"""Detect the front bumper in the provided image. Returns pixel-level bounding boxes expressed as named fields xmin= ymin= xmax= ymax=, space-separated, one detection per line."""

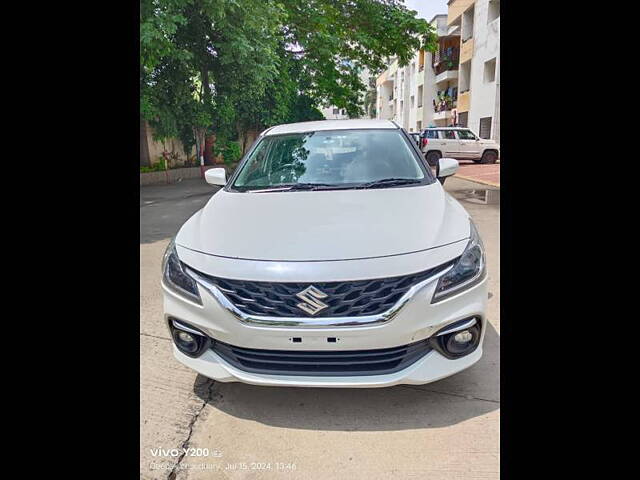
xmin=171 ymin=342 xmax=483 ymax=388
xmin=162 ymin=255 xmax=487 ymax=387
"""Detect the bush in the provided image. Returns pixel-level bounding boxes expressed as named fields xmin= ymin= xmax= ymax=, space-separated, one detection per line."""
xmin=140 ymin=158 xmax=166 ymax=173
xmin=213 ymin=139 xmax=241 ymax=166
xmin=222 ymin=141 xmax=241 ymax=166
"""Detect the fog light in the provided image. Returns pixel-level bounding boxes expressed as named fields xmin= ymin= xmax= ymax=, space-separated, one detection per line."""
xmin=175 ymin=331 xmax=198 ymax=353
xmin=169 ymin=318 xmax=211 ymax=358
xmin=430 ymin=318 xmax=482 ymax=359
xmin=454 ymin=330 xmax=473 ymax=344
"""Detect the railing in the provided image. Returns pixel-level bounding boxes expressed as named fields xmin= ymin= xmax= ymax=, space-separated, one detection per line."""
xmin=433 ymin=99 xmax=457 ymax=113
xmin=432 ymin=48 xmax=460 ymax=76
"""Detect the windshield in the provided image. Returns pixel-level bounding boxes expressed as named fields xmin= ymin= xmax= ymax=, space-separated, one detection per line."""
xmin=231 ymin=129 xmax=429 ymax=191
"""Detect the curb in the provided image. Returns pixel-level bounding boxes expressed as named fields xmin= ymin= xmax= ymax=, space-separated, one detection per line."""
xmin=455 ymin=174 xmax=500 ymax=188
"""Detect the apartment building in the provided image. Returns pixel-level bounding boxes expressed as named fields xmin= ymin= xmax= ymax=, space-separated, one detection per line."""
xmin=321 ymin=106 xmax=349 ymax=120
xmin=375 ymin=15 xmax=460 ymax=132
xmin=448 ymin=0 xmax=500 ymax=142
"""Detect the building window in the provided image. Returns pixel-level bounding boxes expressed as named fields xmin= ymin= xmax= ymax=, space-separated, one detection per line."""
xmin=484 ymin=58 xmax=496 ymax=83
xmin=479 ymin=117 xmax=492 ymax=139
xmin=458 ymin=112 xmax=468 ymax=127
xmin=460 ymin=60 xmax=471 ymax=92
xmin=418 ymin=50 xmax=425 ymax=71
xmin=462 ymin=6 xmax=474 ymax=42
xmin=417 ymin=121 xmax=422 ymax=131
xmin=333 ymin=108 xmax=339 ymax=115
xmin=410 ymin=95 xmax=415 ymax=108
xmin=488 ymin=0 xmax=500 ymax=23
xmin=417 ymin=85 xmax=423 ymax=107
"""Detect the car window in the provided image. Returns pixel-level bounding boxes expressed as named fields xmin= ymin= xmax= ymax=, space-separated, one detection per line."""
xmin=443 ymin=130 xmax=456 ymax=140
xmin=457 ymin=129 xmax=476 ymax=140
xmin=232 ymin=129 xmax=428 ymax=190
xmin=424 ymin=130 xmax=439 ymax=139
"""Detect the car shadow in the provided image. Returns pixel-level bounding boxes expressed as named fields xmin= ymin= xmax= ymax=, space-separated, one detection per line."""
xmin=193 ymin=320 xmax=499 ymax=431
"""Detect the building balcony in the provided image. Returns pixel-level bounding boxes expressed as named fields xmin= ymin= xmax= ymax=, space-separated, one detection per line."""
xmin=448 ymin=0 xmax=475 ymax=26
xmin=433 ymin=109 xmax=453 ymax=122
xmin=457 ymin=91 xmax=470 ymax=113
xmin=433 ymin=47 xmax=459 ymax=72
xmin=460 ymin=38 xmax=474 ymax=63
xmin=435 ymin=69 xmax=459 ymax=86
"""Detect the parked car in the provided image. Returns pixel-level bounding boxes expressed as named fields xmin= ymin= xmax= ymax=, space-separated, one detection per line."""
xmin=162 ymin=119 xmax=487 ymax=388
xmin=421 ymin=127 xmax=500 ymax=166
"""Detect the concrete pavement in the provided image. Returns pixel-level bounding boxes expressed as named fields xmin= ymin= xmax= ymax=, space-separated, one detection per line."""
xmin=140 ymin=176 xmax=499 ymax=479
xmin=456 ymin=161 xmax=500 ymax=187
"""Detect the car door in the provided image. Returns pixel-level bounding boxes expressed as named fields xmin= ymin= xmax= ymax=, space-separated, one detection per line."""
xmin=456 ymin=129 xmax=481 ymax=159
xmin=441 ymin=129 xmax=460 ymax=157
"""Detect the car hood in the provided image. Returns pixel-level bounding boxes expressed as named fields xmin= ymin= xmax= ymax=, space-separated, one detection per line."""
xmin=175 ymin=183 xmax=471 ymax=262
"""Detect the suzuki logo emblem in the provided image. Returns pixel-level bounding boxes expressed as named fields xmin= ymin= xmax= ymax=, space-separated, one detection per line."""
xmin=295 ymin=286 xmax=329 ymax=316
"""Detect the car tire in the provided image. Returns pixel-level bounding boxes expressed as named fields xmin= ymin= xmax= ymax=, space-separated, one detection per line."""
xmin=425 ymin=151 xmax=441 ymax=167
xmin=480 ymin=151 xmax=498 ymax=164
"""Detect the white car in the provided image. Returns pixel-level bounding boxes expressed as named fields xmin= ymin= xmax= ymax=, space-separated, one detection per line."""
xmin=162 ymin=119 xmax=487 ymax=388
xmin=421 ymin=127 xmax=500 ymax=166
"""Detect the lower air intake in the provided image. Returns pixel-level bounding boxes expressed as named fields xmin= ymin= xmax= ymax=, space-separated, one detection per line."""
xmin=211 ymin=340 xmax=432 ymax=376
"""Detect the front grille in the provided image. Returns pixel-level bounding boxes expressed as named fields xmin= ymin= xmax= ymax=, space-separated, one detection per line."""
xmin=211 ymin=340 xmax=432 ymax=376
xmin=195 ymin=262 xmax=452 ymax=318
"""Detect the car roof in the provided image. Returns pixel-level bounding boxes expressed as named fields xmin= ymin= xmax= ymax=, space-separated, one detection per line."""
xmin=424 ymin=127 xmax=470 ymax=130
xmin=263 ymin=119 xmax=398 ymax=136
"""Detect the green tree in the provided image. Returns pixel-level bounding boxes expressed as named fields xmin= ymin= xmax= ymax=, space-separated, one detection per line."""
xmin=140 ymin=0 xmax=436 ymax=162
xmin=278 ymin=0 xmax=436 ymax=117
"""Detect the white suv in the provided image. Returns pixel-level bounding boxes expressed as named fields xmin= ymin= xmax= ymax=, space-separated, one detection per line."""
xmin=162 ymin=119 xmax=487 ymax=388
xmin=421 ymin=127 xmax=500 ymax=166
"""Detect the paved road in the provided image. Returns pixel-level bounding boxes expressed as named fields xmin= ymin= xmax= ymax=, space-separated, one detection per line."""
xmin=456 ymin=161 xmax=500 ymax=187
xmin=140 ymin=176 xmax=499 ymax=480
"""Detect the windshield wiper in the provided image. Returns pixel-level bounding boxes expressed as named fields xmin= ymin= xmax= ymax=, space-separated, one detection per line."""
xmin=354 ymin=178 xmax=423 ymax=189
xmin=245 ymin=179 xmax=422 ymax=193
xmin=247 ymin=183 xmax=333 ymax=193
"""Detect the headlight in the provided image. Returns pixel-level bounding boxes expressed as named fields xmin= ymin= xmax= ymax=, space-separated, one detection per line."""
xmin=432 ymin=221 xmax=486 ymax=302
xmin=162 ymin=239 xmax=202 ymax=305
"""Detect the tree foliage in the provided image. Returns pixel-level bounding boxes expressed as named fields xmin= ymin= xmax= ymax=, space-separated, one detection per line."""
xmin=140 ymin=0 xmax=435 ymax=156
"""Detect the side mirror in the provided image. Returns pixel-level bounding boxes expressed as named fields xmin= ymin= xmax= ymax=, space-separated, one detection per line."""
xmin=205 ymin=167 xmax=227 ymax=186
xmin=436 ymin=157 xmax=458 ymax=184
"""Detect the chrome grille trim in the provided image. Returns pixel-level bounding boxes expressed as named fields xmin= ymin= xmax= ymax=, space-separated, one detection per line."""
xmin=186 ymin=264 xmax=454 ymax=328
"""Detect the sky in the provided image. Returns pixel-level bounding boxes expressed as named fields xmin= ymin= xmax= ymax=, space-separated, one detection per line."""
xmin=403 ymin=0 xmax=449 ymax=22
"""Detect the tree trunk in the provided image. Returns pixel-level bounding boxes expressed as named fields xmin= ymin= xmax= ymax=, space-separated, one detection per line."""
xmin=204 ymin=134 xmax=215 ymax=165
xmin=140 ymin=117 xmax=151 ymax=167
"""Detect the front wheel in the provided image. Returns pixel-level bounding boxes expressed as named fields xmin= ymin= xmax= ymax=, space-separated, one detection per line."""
xmin=480 ymin=151 xmax=498 ymax=164
xmin=425 ymin=151 xmax=441 ymax=167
